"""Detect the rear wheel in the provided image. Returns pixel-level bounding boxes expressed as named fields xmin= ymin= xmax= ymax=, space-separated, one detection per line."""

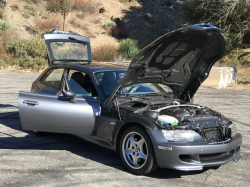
xmin=119 ymin=126 xmax=158 ymax=175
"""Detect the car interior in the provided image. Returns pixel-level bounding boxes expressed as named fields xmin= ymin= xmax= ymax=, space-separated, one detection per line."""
xmin=69 ymin=70 xmax=98 ymax=98
xmin=100 ymin=72 xmax=117 ymax=96
xmin=94 ymin=71 xmax=126 ymax=96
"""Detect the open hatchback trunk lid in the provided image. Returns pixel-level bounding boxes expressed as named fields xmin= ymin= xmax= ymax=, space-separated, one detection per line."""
xmin=120 ymin=23 xmax=225 ymax=101
xmin=44 ymin=30 xmax=92 ymax=66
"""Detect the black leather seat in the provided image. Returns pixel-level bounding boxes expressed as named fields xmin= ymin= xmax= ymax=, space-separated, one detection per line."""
xmin=71 ymin=72 xmax=91 ymax=93
xmin=101 ymin=72 xmax=117 ymax=96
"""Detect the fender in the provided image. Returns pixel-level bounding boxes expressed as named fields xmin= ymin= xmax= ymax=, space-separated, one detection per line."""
xmin=124 ymin=115 xmax=159 ymax=130
xmin=113 ymin=114 xmax=159 ymax=151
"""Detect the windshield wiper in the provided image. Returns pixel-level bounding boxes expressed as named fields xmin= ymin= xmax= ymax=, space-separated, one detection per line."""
xmin=139 ymin=93 xmax=164 ymax=97
xmin=119 ymin=93 xmax=168 ymax=98
xmin=118 ymin=93 xmax=139 ymax=97
xmin=68 ymin=37 xmax=87 ymax=44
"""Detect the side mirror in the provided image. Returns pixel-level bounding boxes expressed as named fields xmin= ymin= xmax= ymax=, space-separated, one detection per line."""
xmin=64 ymin=90 xmax=76 ymax=103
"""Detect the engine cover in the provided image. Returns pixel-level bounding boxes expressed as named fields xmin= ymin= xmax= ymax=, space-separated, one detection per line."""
xmin=187 ymin=116 xmax=220 ymax=130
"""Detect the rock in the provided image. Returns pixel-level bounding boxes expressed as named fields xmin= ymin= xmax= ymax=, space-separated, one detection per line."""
xmin=11 ymin=5 xmax=18 ymax=11
xmin=25 ymin=26 xmax=37 ymax=35
xmin=0 ymin=0 xmax=7 ymax=8
xmin=22 ymin=14 xmax=29 ymax=19
xmin=99 ymin=7 xmax=105 ymax=13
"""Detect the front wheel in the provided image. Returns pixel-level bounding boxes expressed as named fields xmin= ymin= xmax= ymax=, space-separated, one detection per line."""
xmin=119 ymin=126 xmax=158 ymax=175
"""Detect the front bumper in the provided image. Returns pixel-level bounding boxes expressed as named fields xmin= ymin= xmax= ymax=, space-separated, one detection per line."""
xmin=147 ymin=130 xmax=242 ymax=171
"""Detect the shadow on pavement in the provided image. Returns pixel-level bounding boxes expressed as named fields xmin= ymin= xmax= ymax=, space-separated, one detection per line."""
xmin=0 ymin=104 xmax=219 ymax=179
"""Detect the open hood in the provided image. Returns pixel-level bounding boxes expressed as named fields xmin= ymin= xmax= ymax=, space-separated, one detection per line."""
xmin=120 ymin=23 xmax=225 ymax=102
xmin=44 ymin=30 xmax=92 ymax=66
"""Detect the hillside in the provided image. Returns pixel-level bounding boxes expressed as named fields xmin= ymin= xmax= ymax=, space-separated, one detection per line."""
xmin=1 ymin=0 xmax=250 ymax=89
xmin=1 ymin=0 xmax=187 ymax=48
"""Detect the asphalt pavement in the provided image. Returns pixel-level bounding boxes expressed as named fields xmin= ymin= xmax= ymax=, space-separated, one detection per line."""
xmin=0 ymin=70 xmax=249 ymax=187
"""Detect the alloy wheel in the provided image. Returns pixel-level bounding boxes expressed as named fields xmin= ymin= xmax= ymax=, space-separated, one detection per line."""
xmin=122 ymin=131 xmax=148 ymax=169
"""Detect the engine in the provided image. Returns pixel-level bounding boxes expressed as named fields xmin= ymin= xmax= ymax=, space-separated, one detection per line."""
xmin=117 ymin=99 xmax=233 ymax=143
xmin=145 ymin=105 xmax=233 ymax=143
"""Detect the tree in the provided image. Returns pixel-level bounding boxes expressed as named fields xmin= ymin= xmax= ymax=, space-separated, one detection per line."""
xmin=60 ymin=0 xmax=73 ymax=31
xmin=184 ymin=0 xmax=250 ymax=52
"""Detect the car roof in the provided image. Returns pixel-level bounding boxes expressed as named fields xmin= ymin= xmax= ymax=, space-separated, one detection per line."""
xmin=90 ymin=67 xmax=127 ymax=72
xmin=88 ymin=62 xmax=129 ymax=71
xmin=51 ymin=62 xmax=129 ymax=72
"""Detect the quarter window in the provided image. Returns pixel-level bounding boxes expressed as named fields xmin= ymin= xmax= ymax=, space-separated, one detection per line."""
xmin=42 ymin=68 xmax=64 ymax=89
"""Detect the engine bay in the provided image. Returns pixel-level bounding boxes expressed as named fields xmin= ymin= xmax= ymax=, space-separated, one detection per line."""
xmin=115 ymin=97 xmax=234 ymax=143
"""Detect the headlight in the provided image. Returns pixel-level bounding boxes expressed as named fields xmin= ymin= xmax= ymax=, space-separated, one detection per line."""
xmin=229 ymin=123 xmax=238 ymax=137
xmin=162 ymin=130 xmax=205 ymax=143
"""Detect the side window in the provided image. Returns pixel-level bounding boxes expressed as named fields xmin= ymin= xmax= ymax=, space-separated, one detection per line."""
xmin=41 ymin=68 xmax=64 ymax=89
xmin=68 ymin=70 xmax=99 ymax=99
xmin=66 ymin=76 xmax=92 ymax=98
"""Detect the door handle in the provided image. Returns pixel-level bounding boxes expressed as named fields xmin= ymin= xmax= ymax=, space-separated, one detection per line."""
xmin=23 ymin=100 xmax=39 ymax=105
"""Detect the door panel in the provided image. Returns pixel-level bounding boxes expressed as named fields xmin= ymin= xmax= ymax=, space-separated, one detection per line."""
xmin=18 ymin=91 xmax=100 ymax=135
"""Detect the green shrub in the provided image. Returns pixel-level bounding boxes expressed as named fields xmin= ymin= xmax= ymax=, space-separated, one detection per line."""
xmin=6 ymin=37 xmax=47 ymax=58
xmin=224 ymin=33 xmax=243 ymax=54
xmin=105 ymin=20 xmax=113 ymax=28
xmin=219 ymin=50 xmax=250 ymax=67
xmin=16 ymin=55 xmax=47 ymax=69
xmin=0 ymin=20 xmax=11 ymax=33
xmin=92 ymin=45 xmax=118 ymax=62
xmin=184 ymin=0 xmax=250 ymax=54
xmin=6 ymin=37 xmax=48 ymax=70
xmin=118 ymin=38 xmax=140 ymax=59
xmin=0 ymin=54 xmax=8 ymax=68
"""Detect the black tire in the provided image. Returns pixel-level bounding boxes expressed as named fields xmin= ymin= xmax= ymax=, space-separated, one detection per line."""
xmin=119 ymin=126 xmax=158 ymax=175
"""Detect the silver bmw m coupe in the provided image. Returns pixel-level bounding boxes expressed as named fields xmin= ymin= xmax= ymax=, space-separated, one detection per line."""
xmin=18 ymin=24 xmax=242 ymax=175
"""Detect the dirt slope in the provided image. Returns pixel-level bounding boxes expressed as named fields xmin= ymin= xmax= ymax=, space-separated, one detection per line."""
xmin=1 ymin=0 xmax=187 ymax=48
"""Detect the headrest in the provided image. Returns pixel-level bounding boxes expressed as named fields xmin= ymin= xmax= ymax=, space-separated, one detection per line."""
xmin=71 ymin=72 xmax=85 ymax=86
xmin=102 ymin=72 xmax=116 ymax=83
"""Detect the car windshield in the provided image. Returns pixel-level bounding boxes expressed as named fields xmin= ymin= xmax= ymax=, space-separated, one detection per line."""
xmin=94 ymin=70 xmax=174 ymax=98
xmin=121 ymin=83 xmax=172 ymax=97
xmin=94 ymin=70 xmax=126 ymax=96
xmin=50 ymin=42 xmax=89 ymax=61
